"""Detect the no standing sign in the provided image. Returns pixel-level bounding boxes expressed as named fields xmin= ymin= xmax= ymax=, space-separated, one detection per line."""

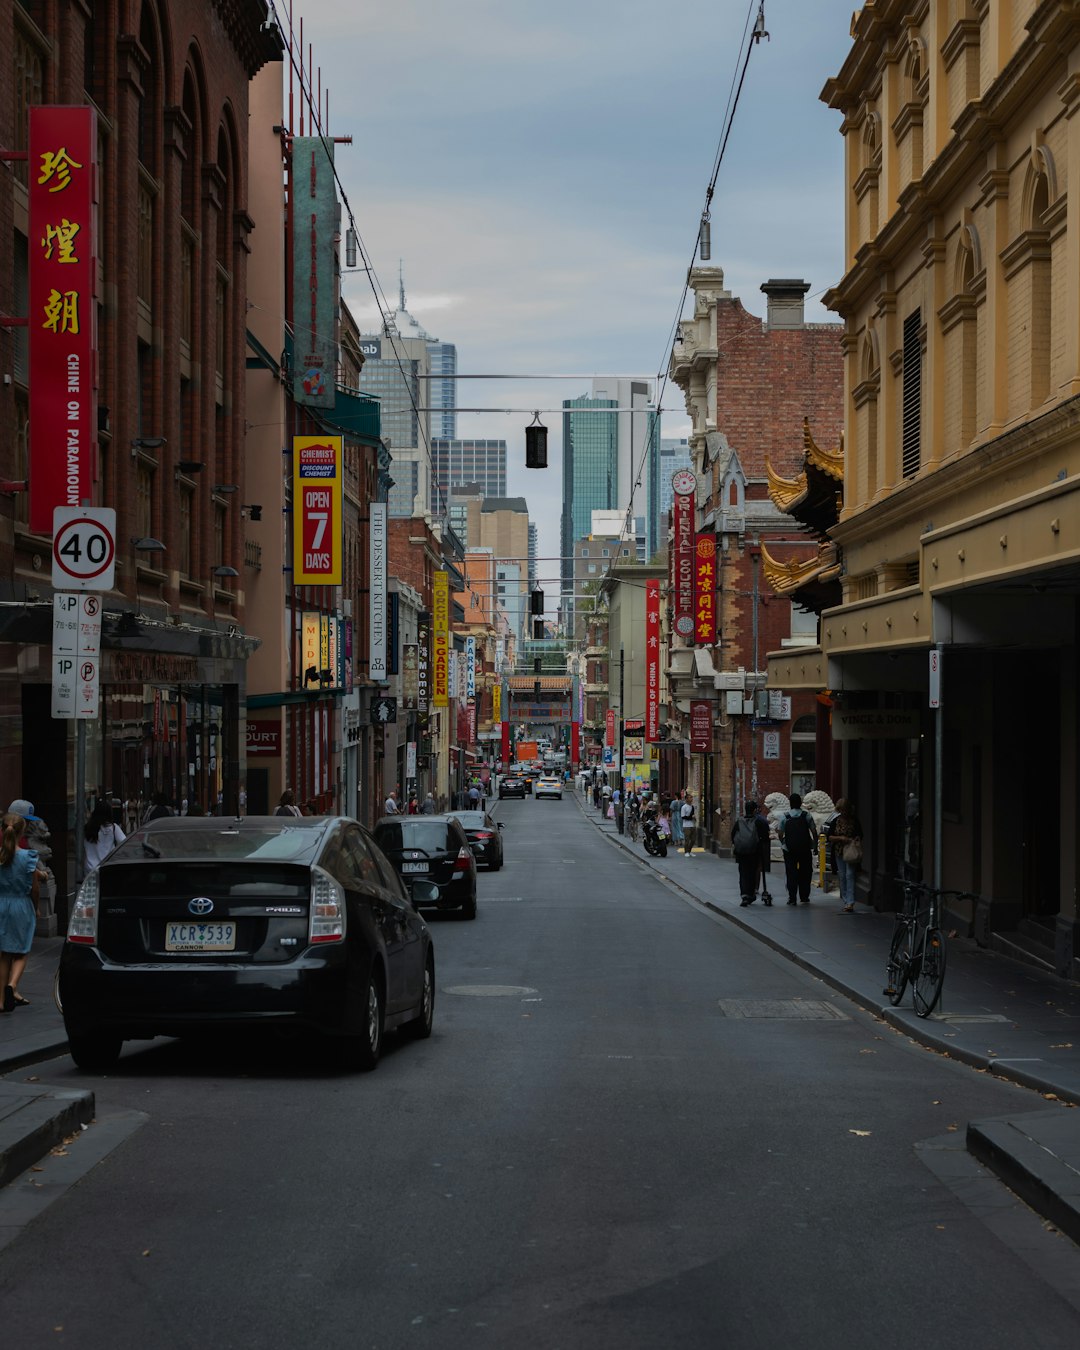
xmin=51 ymin=506 xmax=116 ymax=591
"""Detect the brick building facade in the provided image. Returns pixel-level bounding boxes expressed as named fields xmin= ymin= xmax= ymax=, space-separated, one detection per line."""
xmin=0 ymin=0 xmax=279 ymax=915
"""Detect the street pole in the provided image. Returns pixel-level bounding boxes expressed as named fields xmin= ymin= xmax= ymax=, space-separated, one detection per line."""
xmin=618 ymin=645 xmax=625 ymax=791
xmin=933 ymin=644 xmax=943 ymax=893
xmin=750 ymin=544 xmax=760 ymax=800
xmin=75 ymin=720 xmax=86 ymax=887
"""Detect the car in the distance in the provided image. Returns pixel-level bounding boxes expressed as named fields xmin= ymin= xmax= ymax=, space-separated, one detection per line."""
xmin=499 ymin=775 xmax=527 ymax=800
xmin=58 ymin=816 xmax=435 ymax=1072
xmin=535 ymin=775 xmax=563 ymax=800
xmin=454 ymin=809 xmax=505 ymax=870
xmin=373 ymin=814 xmax=477 ymax=919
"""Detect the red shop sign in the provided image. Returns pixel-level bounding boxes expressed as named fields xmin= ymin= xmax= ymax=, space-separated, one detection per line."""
xmin=694 ymin=533 xmax=717 ymax=646
xmin=246 ymin=719 xmax=282 ymax=757
xmin=689 ymin=700 xmax=712 ymax=754
xmin=28 ymin=106 xmax=98 ymax=535
xmin=672 ymin=490 xmax=695 ymax=640
xmin=605 ymin=708 xmax=616 ymax=747
xmin=646 ymin=578 xmax=660 ymax=741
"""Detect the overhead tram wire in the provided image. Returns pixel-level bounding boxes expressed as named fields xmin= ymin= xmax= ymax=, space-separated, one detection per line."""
xmin=593 ymin=0 xmax=767 ymax=603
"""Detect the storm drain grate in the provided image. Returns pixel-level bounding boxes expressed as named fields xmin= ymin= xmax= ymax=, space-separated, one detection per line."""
xmin=718 ymin=999 xmax=848 ymax=1021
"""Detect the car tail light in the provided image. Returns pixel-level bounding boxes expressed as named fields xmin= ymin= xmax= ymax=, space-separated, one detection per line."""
xmin=473 ymin=831 xmax=493 ymax=841
xmin=309 ymin=867 xmax=346 ymax=944
xmin=457 ymin=846 xmax=474 ymax=869
xmin=67 ymin=869 xmax=100 ymax=945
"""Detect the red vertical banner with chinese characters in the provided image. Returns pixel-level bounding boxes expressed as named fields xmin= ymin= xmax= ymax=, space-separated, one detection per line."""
xmin=28 ymin=106 xmax=98 ymax=535
xmin=672 ymin=487 xmax=696 ymax=642
xmin=694 ymin=533 xmax=716 ymax=645
xmin=646 ymin=578 xmax=660 ymax=742
xmin=605 ymin=708 xmax=615 ymax=747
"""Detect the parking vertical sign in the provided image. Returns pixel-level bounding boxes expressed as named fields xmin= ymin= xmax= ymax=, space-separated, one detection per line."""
xmin=53 ymin=592 xmax=101 ymax=718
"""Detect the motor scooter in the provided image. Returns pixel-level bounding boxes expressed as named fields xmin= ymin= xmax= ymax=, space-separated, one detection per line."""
xmin=641 ymin=815 xmax=668 ymax=857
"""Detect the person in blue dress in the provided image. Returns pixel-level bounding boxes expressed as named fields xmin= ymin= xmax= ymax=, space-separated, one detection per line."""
xmin=0 ymin=812 xmax=40 ymax=1012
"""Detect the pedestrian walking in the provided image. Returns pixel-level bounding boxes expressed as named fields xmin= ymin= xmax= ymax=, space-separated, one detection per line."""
xmin=0 ymin=811 xmax=41 ymax=1011
xmin=421 ymin=792 xmax=436 ymax=814
xmin=275 ymin=789 xmax=302 ymax=818
xmin=142 ymin=790 xmax=173 ymax=823
xmin=680 ymin=791 xmax=697 ymax=855
xmin=467 ymin=781 xmax=481 ymax=808
xmin=592 ymin=780 xmax=601 ymax=810
xmin=779 ymin=792 xmax=818 ymax=904
xmin=755 ymin=803 xmax=773 ymax=904
xmin=731 ymin=800 xmax=771 ymax=905
xmin=8 ymin=799 xmax=56 ymax=932
xmin=670 ymin=790 xmax=684 ymax=846
xmin=826 ymin=798 xmax=864 ymax=912
xmin=406 ymin=794 xmax=420 ymax=815
xmin=612 ymin=786 xmax=624 ymax=833
xmin=84 ymin=800 xmax=126 ymax=871
xmin=383 ymin=790 xmax=400 ymax=815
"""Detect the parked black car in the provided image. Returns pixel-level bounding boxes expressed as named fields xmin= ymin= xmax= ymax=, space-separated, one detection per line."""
xmin=58 ymin=816 xmax=435 ymax=1072
xmin=498 ymin=776 xmax=527 ymax=800
xmin=373 ymin=814 xmax=477 ymax=918
xmin=453 ymin=809 xmax=505 ymax=871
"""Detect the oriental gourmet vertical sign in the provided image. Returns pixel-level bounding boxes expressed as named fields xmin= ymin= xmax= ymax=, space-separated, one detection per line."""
xmin=694 ymin=532 xmax=717 ymax=645
xmin=28 ymin=106 xmax=98 ymax=535
xmin=671 ymin=470 xmax=696 ymax=641
xmin=291 ymin=137 xmax=336 ymax=408
xmin=432 ymin=571 xmax=449 ymax=707
xmin=293 ymin=437 xmax=342 ymax=584
xmin=369 ymin=502 xmax=387 ymax=680
xmin=646 ymin=578 xmax=660 ymax=741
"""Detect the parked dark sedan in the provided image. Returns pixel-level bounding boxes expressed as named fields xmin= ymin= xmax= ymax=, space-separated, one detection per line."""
xmin=454 ymin=809 xmax=505 ymax=871
xmin=58 ymin=816 xmax=435 ymax=1072
xmin=373 ymin=814 xmax=477 ymax=918
xmin=499 ymin=775 xmax=527 ymax=800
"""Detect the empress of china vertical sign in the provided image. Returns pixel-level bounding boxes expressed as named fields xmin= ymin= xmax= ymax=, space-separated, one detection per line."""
xmin=28 ymin=107 xmax=98 ymax=535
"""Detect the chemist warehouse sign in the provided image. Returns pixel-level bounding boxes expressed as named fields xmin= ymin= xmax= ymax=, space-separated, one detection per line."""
xmin=293 ymin=436 xmax=342 ymax=585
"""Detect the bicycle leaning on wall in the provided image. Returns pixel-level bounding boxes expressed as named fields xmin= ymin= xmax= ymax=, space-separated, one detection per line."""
xmin=883 ymin=878 xmax=975 ymax=1018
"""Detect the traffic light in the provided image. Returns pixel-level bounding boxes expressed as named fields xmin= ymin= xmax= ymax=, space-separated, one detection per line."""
xmin=532 ymin=619 xmax=545 ymax=639
xmin=525 ymin=414 xmax=548 ymax=468
xmin=531 ymin=589 xmax=544 ymax=614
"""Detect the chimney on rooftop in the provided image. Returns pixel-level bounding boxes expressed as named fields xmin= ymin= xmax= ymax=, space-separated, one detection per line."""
xmin=761 ymin=278 xmax=811 ymax=330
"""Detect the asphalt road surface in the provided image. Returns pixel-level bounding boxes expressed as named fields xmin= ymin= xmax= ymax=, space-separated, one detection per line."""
xmin=3 ymin=793 xmax=1079 ymax=1349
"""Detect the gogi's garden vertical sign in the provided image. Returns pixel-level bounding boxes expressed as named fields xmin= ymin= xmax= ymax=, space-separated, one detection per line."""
xmin=28 ymin=106 xmax=98 ymax=535
xmin=291 ymin=137 xmax=336 ymax=408
xmin=293 ymin=436 xmax=342 ymax=585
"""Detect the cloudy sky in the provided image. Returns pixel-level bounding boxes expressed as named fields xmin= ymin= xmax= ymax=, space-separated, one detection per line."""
xmin=294 ymin=0 xmax=859 ymax=581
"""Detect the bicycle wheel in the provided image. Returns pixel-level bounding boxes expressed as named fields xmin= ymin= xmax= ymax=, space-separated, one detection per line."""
xmin=885 ymin=924 xmax=912 ymax=1006
xmin=912 ymin=927 xmax=947 ymax=1017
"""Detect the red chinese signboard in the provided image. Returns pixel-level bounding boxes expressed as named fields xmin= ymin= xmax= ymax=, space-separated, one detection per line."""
xmin=690 ymin=699 xmax=712 ymax=754
xmin=672 ymin=488 xmax=695 ymax=641
xmin=605 ymin=708 xmax=615 ymax=747
xmin=694 ymin=532 xmax=717 ymax=645
xmin=646 ymin=578 xmax=660 ymax=741
xmin=28 ymin=106 xmax=98 ymax=535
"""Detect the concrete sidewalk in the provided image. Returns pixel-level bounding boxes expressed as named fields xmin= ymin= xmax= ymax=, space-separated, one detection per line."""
xmin=579 ymin=790 xmax=1080 ymax=1244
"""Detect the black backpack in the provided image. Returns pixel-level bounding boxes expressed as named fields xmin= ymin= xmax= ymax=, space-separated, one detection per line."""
xmin=783 ymin=810 xmax=815 ymax=853
xmin=732 ymin=816 xmax=760 ymax=857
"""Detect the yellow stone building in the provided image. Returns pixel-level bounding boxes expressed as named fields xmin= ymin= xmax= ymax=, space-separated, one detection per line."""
xmin=769 ymin=0 xmax=1080 ymax=975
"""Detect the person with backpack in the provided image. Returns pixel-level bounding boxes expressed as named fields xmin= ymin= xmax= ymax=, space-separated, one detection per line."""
xmin=779 ymin=792 xmax=818 ymax=904
xmin=732 ymin=800 xmax=771 ymax=906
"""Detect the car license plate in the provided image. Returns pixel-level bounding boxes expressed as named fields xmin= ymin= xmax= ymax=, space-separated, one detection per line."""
xmin=402 ymin=862 xmax=427 ymax=874
xmin=166 ymin=921 xmax=236 ymax=952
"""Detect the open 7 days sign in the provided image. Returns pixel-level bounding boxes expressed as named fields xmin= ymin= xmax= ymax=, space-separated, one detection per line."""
xmin=293 ymin=436 xmax=342 ymax=585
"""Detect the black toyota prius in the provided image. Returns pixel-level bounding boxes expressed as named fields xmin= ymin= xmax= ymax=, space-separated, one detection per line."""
xmin=58 ymin=816 xmax=435 ymax=1072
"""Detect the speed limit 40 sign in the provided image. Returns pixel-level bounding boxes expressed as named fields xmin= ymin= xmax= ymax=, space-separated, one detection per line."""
xmin=51 ymin=507 xmax=117 ymax=591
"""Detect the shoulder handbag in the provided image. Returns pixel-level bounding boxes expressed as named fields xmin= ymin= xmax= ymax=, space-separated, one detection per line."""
xmin=842 ymin=838 xmax=863 ymax=864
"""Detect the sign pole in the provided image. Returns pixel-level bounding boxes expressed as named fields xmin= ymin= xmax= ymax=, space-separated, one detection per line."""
xmin=75 ymin=720 xmax=86 ymax=888
xmin=932 ymin=645 xmax=943 ymax=893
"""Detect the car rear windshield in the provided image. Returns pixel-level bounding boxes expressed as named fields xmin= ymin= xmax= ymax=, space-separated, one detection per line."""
xmin=110 ymin=826 xmax=324 ymax=866
xmin=375 ymin=821 xmax=452 ymax=852
xmin=454 ymin=812 xmax=487 ymax=828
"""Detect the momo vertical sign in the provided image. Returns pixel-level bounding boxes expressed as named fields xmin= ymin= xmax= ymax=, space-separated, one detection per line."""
xmin=646 ymin=577 xmax=661 ymax=742
xmin=369 ymin=502 xmax=388 ymax=680
xmin=28 ymin=106 xmax=98 ymax=535
xmin=293 ymin=436 xmax=342 ymax=584
xmin=291 ymin=137 xmax=336 ymax=408
xmin=432 ymin=571 xmax=449 ymax=708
